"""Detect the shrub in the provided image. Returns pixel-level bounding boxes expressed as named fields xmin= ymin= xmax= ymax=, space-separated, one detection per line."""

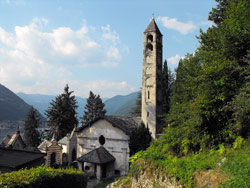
xmin=0 ymin=165 xmax=87 ymax=188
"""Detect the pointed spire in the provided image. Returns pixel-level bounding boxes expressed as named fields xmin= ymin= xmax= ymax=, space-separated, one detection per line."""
xmin=144 ymin=17 xmax=162 ymax=36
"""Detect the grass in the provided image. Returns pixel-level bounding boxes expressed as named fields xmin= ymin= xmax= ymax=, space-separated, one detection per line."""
xmin=127 ymin=141 xmax=250 ymax=187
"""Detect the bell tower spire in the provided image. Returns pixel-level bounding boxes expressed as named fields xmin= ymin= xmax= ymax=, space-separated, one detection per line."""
xmin=141 ymin=18 xmax=163 ymax=139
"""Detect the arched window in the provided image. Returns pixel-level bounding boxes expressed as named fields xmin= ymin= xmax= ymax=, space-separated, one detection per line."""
xmin=99 ymin=135 xmax=105 ymax=145
xmin=147 ymin=34 xmax=153 ymax=42
xmin=146 ymin=43 xmax=153 ymax=51
xmin=50 ymin=152 xmax=56 ymax=166
xmin=72 ymin=148 xmax=76 ymax=162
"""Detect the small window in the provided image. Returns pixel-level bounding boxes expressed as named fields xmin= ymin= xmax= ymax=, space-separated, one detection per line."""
xmin=147 ymin=34 xmax=153 ymax=42
xmin=148 ymin=91 xmax=150 ymax=99
xmin=115 ymin=170 xmax=120 ymax=175
xmin=85 ymin=166 xmax=90 ymax=170
xmin=99 ymin=135 xmax=105 ymax=145
xmin=147 ymin=112 xmax=149 ymax=117
xmin=146 ymin=43 xmax=153 ymax=51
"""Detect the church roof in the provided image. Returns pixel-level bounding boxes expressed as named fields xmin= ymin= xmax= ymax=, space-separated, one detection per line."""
xmin=0 ymin=147 xmax=45 ymax=169
xmin=144 ymin=17 xmax=162 ymax=35
xmin=76 ymin=116 xmax=140 ymax=136
xmin=77 ymin=146 xmax=115 ymax=164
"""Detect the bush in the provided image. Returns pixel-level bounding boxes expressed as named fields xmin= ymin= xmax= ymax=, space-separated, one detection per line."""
xmin=0 ymin=165 xmax=87 ymax=188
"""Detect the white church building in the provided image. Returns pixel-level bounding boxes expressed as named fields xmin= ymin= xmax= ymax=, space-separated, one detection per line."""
xmin=42 ymin=17 xmax=163 ymax=180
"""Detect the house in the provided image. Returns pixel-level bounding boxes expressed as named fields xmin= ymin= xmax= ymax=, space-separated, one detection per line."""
xmin=0 ymin=131 xmax=45 ymax=173
xmin=74 ymin=116 xmax=140 ymax=180
xmin=0 ymin=147 xmax=45 ymax=173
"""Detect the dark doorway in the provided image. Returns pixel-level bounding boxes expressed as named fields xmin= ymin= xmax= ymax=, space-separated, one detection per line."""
xmin=72 ymin=148 xmax=76 ymax=161
xmin=102 ymin=164 xmax=106 ymax=178
xmin=50 ymin=152 xmax=56 ymax=166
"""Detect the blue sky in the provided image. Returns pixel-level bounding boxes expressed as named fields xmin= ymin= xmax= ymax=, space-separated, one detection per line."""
xmin=0 ymin=0 xmax=216 ymax=98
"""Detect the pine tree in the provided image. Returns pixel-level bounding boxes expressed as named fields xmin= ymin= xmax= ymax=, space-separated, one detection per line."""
xmin=24 ymin=106 xmax=41 ymax=147
xmin=82 ymin=91 xmax=106 ymax=125
xmin=162 ymin=60 xmax=175 ymax=114
xmin=130 ymin=90 xmax=141 ymax=117
xmin=45 ymin=84 xmax=78 ymax=140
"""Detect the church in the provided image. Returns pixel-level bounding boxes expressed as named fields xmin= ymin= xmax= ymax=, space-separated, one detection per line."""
xmin=43 ymin=17 xmax=163 ymax=180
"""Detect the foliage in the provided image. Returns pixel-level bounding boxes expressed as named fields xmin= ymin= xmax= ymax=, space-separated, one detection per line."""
xmin=129 ymin=122 xmax=152 ymax=156
xmin=162 ymin=60 xmax=175 ymax=115
xmin=130 ymin=90 xmax=141 ymax=117
xmin=0 ymin=165 xmax=87 ymax=188
xmin=81 ymin=91 xmax=106 ymax=125
xmin=45 ymin=85 xmax=78 ymax=140
xmin=158 ymin=0 xmax=250 ymax=156
xmin=23 ymin=106 xmax=41 ymax=147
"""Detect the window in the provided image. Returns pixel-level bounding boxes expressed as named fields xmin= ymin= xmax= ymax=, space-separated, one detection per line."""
xmin=99 ymin=135 xmax=105 ymax=145
xmin=147 ymin=34 xmax=153 ymax=42
xmin=146 ymin=43 xmax=153 ymax=51
xmin=148 ymin=91 xmax=150 ymax=99
xmin=147 ymin=112 xmax=149 ymax=117
xmin=115 ymin=170 xmax=120 ymax=175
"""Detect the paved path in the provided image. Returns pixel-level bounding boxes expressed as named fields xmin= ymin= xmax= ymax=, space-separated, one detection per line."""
xmin=86 ymin=178 xmax=100 ymax=188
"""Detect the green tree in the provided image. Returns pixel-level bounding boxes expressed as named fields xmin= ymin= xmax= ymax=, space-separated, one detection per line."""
xmin=162 ymin=60 xmax=175 ymax=114
xmin=45 ymin=85 xmax=78 ymax=140
xmin=82 ymin=91 xmax=106 ymax=125
xmin=129 ymin=122 xmax=152 ymax=155
xmin=24 ymin=106 xmax=41 ymax=147
xmin=130 ymin=90 xmax=141 ymax=117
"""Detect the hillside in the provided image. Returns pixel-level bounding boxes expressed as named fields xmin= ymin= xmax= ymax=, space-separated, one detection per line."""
xmin=0 ymin=84 xmax=36 ymax=123
xmin=17 ymin=92 xmax=138 ymax=117
xmin=16 ymin=92 xmax=88 ymax=118
xmin=104 ymin=92 xmax=138 ymax=116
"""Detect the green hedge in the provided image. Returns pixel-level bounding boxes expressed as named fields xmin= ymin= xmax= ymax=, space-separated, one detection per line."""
xmin=0 ymin=165 xmax=87 ymax=188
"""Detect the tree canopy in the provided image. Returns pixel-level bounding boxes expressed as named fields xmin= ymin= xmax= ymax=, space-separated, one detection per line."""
xmin=45 ymin=85 xmax=78 ymax=140
xmin=24 ymin=106 xmax=41 ymax=147
xmin=82 ymin=91 xmax=106 ymax=125
xmin=151 ymin=0 xmax=250 ymax=156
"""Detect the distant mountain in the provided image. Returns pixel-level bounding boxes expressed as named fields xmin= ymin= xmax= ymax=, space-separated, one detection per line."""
xmin=16 ymin=91 xmax=139 ymax=118
xmin=16 ymin=92 xmax=88 ymax=118
xmin=0 ymin=84 xmax=44 ymax=127
xmin=104 ymin=92 xmax=138 ymax=116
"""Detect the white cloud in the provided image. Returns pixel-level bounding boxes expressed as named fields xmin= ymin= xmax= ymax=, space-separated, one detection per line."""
xmin=101 ymin=24 xmax=120 ymax=45
xmin=0 ymin=18 xmax=129 ymax=97
xmin=106 ymin=46 xmax=121 ymax=59
xmin=167 ymin=54 xmax=184 ymax=65
xmin=157 ymin=16 xmax=196 ymax=35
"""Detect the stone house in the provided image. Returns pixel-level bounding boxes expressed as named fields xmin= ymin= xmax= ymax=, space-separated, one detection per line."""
xmin=58 ymin=116 xmax=140 ymax=180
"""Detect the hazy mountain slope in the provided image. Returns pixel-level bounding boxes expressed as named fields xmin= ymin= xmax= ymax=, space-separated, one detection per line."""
xmin=0 ymin=84 xmax=35 ymax=122
xmin=16 ymin=92 xmax=87 ymax=118
xmin=104 ymin=92 xmax=138 ymax=116
xmin=16 ymin=92 xmax=138 ymax=118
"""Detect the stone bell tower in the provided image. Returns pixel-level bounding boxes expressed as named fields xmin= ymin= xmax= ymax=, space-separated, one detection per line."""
xmin=141 ymin=17 xmax=163 ymax=139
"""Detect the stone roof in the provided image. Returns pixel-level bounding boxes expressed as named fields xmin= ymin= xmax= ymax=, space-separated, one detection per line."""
xmin=0 ymin=135 xmax=11 ymax=147
xmin=77 ymin=146 xmax=115 ymax=164
xmin=37 ymin=140 xmax=52 ymax=153
xmin=76 ymin=116 xmax=141 ymax=136
xmin=58 ymin=136 xmax=67 ymax=145
xmin=0 ymin=147 xmax=45 ymax=169
xmin=144 ymin=17 xmax=162 ymax=35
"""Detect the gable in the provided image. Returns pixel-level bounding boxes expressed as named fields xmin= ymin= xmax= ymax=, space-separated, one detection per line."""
xmin=79 ymin=119 xmax=129 ymax=140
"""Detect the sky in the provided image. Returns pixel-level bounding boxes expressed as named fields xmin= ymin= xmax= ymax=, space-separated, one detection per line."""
xmin=0 ymin=0 xmax=216 ymax=98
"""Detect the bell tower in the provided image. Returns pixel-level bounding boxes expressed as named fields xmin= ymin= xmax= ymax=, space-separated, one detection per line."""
xmin=141 ymin=17 xmax=162 ymax=139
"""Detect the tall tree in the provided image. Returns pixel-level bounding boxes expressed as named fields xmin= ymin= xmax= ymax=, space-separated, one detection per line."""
xmin=24 ymin=106 xmax=41 ymax=147
xmin=129 ymin=122 xmax=152 ymax=155
xmin=130 ymin=90 xmax=141 ymax=117
xmin=45 ymin=85 xmax=78 ymax=140
xmin=82 ymin=91 xmax=106 ymax=125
